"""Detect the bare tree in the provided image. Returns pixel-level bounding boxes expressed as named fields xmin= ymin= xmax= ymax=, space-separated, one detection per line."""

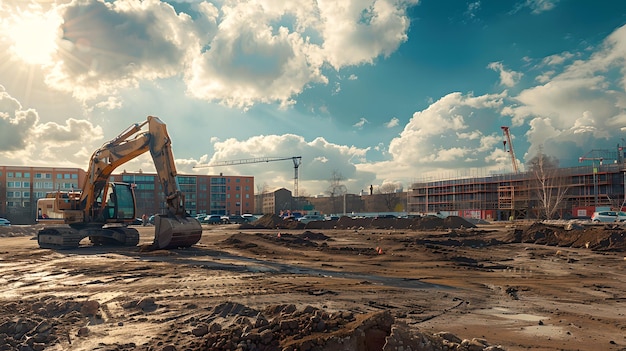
xmin=528 ymin=150 xmax=570 ymax=219
xmin=326 ymin=170 xmax=347 ymax=214
xmin=376 ymin=183 xmax=402 ymax=211
xmin=256 ymin=182 xmax=270 ymax=194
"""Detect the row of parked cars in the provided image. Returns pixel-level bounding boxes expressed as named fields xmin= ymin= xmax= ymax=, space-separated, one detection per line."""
xmin=195 ymin=214 xmax=257 ymax=225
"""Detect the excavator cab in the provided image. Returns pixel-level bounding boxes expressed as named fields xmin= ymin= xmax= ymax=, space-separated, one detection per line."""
xmin=102 ymin=183 xmax=136 ymax=222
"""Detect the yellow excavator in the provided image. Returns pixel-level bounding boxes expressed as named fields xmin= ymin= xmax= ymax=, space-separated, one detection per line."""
xmin=36 ymin=116 xmax=202 ymax=250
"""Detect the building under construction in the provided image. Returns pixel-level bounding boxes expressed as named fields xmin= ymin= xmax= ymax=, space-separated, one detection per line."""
xmin=407 ymin=149 xmax=626 ymax=220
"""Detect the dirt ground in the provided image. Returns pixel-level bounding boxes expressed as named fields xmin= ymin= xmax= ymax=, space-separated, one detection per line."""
xmin=0 ymin=217 xmax=625 ymax=351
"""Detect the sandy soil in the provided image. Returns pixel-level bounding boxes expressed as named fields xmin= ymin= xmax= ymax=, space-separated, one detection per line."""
xmin=0 ymin=218 xmax=625 ymax=351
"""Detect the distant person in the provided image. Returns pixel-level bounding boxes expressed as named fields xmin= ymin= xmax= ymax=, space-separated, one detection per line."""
xmin=142 ymin=213 xmax=147 ymax=226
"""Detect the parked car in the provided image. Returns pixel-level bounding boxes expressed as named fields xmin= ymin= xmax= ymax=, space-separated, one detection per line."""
xmin=222 ymin=215 xmax=249 ymax=224
xmin=591 ymin=211 xmax=626 ymax=222
xmin=324 ymin=215 xmax=340 ymax=221
xmin=242 ymin=214 xmax=257 ymax=222
xmin=298 ymin=214 xmax=325 ymax=224
xmin=202 ymin=215 xmax=223 ymax=224
xmin=0 ymin=218 xmax=11 ymax=226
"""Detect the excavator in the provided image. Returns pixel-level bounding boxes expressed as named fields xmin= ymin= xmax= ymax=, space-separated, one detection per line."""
xmin=36 ymin=116 xmax=202 ymax=250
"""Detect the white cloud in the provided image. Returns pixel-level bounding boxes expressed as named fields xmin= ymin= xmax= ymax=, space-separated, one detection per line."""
xmin=3 ymin=0 xmax=418 ymax=110
xmin=185 ymin=133 xmax=374 ymax=195
xmin=384 ymin=117 xmax=399 ymax=128
xmin=41 ymin=0 xmax=201 ymax=101
xmin=356 ymin=91 xmax=510 ymax=184
xmin=526 ymin=0 xmax=558 ymax=14
xmin=0 ymin=86 xmax=39 ymax=152
xmin=487 ymin=61 xmax=522 ymax=87
xmin=541 ymin=51 xmax=575 ymax=66
xmin=504 ymin=24 xmax=626 ymax=163
xmin=353 ymin=117 xmax=369 ymax=128
xmin=0 ymin=85 xmax=104 ymax=166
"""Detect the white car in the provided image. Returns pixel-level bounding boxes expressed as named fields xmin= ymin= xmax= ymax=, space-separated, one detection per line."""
xmin=298 ymin=215 xmax=325 ymax=224
xmin=591 ymin=211 xmax=626 ymax=222
xmin=0 ymin=218 xmax=11 ymax=226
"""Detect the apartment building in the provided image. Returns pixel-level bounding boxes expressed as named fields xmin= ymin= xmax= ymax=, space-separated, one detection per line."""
xmin=1 ymin=165 xmax=253 ymax=223
xmin=111 ymin=171 xmax=254 ymax=217
xmin=0 ymin=166 xmax=86 ymax=223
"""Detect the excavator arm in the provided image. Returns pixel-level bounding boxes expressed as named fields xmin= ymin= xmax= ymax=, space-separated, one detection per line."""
xmin=80 ymin=116 xmax=186 ymax=219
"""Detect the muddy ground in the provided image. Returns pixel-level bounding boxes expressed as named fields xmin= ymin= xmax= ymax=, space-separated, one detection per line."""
xmin=0 ymin=217 xmax=625 ymax=351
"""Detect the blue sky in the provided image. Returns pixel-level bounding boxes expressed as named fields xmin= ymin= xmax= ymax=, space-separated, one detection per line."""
xmin=2 ymin=0 xmax=626 ymax=196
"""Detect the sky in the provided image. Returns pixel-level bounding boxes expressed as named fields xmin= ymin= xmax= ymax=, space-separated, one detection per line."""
xmin=2 ymin=0 xmax=626 ymax=196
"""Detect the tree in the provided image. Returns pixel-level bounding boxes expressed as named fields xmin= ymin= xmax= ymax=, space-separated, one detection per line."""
xmin=528 ymin=150 xmax=570 ymax=219
xmin=326 ymin=170 xmax=347 ymax=214
xmin=376 ymin=183 xmax=402 ymax=212
xmin=256 ymin=182 xmax=270 ymax=194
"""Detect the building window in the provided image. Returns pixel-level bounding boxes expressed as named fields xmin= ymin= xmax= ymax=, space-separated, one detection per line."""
xmin=7 ymin=172 xmax=13 ymax=177
xmin=22 ymin=181 xmax=30 ymax=188
xmin=64 ymin=174 xmax=70 ymax=179
xmin=45 ymin=173 xmax=51 ymax=179
xmin=72 ymin=174 xmax=77 ymax=179
xmin=57 ymin=174 xmax=62 ymax=179
xmin=24 ymin=172 xmax=30 ymax=178
xmin=7 ymin=181 xmax=19 ymax=188
xmin=35 ymin=173 xmax=43 ymax=178
xmin=23 ymin=191 xmax=30 ymax=197
xmin=15 ymin=172 xmax=22 ymax=178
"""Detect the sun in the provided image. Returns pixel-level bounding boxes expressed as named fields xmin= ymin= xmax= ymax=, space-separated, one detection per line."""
xmin=6 ymin=10 xmax=61 ymax=66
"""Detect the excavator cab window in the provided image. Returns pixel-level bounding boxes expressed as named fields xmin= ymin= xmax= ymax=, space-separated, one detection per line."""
xmin=103 ymin=183 xmax=135 ymax=220
xmin=113 ymin=183 xmax=135 ymax=220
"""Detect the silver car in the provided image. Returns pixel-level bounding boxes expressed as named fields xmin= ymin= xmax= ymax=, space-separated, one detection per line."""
xmin=591 ymin=211 xmax=626 ymax=222
xmin=0 ymin=218 xmax=10 ymax=226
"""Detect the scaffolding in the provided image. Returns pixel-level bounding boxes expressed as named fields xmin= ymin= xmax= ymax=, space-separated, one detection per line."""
xmin=408 ymin=163 xmax=626 ymax=220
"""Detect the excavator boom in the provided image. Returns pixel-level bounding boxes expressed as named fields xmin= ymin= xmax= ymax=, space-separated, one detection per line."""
xmin=37 ymin=116 xmax=202 ymax=250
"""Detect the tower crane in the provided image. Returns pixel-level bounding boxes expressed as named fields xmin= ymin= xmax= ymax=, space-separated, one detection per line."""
xmin=194 ymin=156 xmax=303 ymax=197
xmin=501 ymin=126 xmax=519 ymax=174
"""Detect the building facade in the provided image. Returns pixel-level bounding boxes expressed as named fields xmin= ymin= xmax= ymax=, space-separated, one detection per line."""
xmin=408 ymin=164 xmax=626 ymax=220
xmin=256 ymin=188 xmax=294 ymax=215
xmin=112 ymin=171 xmax=254 ymax=217
xmin=0 ymin=166 xmax=86 ymax=223
xmin=1 ymin=165 xmax=253 ymax=223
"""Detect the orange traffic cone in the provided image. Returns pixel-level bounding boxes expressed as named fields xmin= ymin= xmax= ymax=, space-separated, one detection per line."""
xmin=377 ymin=247 xmax=383 ymax=255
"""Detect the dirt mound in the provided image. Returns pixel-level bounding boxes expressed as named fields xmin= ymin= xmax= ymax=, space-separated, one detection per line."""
xmin=507 ymin=222 xmax=626 ymax=251
xmin=0 ymin=224 xmax=42 ymax=237
xmin=246 ymin=215 xmax=477 ymax=231
xmin=241 ymin=214 xmax=306 ymax=230
xmin=0 ymin=296 xmax=505 ymax=351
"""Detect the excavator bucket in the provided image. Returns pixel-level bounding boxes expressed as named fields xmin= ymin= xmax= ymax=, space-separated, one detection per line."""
xmin=152 ymin=214 xmax=202 ymax=249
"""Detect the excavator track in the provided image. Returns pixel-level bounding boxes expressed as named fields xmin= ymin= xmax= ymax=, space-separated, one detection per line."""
xmin=38 ymin=226 xmax=140 ymax=249
xmin=38 ymin=227 xmax=85 ymax=249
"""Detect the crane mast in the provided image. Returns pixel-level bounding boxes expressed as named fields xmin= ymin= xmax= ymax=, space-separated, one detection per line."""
xmin=194 ymin=156 xmax=303 ymax=197
xmin=501 ymin=126 xmax=519 ymax=174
